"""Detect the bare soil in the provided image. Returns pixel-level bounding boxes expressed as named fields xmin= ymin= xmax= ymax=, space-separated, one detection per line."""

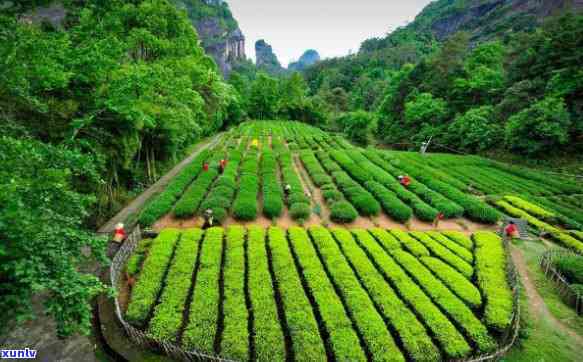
xmin=152 ymin=200 xmax=499 ymax=233
xmin=291 ymin=154 xmax=322 ymax=225
xmin=118 ymin=276 xmax=131 ymax=314
xmin=153 ymin=213 xmax=202 ymax=231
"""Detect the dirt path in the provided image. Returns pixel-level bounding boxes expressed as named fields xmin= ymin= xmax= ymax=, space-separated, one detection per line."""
xmin=98 ymin=134 xmax=223 ymax=233
xmin=293 ymin=154 xmax=328 ymax=221
xmin=510 ymin=246 xmax=583 ymax=346
xmin=291 ymin=154 xmax=322 ymax=224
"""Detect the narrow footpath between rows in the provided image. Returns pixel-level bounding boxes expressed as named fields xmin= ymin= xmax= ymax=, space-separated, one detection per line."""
xmin=510 ymin=246 xmax=583 ymax=347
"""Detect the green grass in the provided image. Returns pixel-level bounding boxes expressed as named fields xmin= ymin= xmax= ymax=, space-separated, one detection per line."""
xmin=504 ymin=280 xmax=582 ymax=362
xmin=504 ymin=238 xmax=583 ymax=361
xmin=516 ymin=239 xmax=583 ymax=336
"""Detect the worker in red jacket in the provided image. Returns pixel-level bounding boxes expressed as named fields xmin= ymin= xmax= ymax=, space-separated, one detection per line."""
xmin=113 ymin=223 xmax=126 ymax=243
xmin=398 ymin=175 xmax=411 ymax=187
xmin=505 ymin=221 xmax=519 ymax=239
xmin=433 ymin=212 xmax=444 ymax=228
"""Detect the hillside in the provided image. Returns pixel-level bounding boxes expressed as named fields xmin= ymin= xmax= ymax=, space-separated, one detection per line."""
xmin=305 ymin=0 xmax=581 ymax=102
xmin=302 ymin=1 xmax=583 ymax=159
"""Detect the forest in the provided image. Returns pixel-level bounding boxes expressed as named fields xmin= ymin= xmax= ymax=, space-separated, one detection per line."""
xmin=0 ymin=0 xmax=242 ymax=337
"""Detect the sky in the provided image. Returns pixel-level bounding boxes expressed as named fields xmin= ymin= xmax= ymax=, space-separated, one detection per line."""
xmin=227 ymin=0 xmax=434 ymax=67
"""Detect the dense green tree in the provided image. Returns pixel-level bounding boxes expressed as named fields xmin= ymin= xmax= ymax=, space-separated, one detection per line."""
xmin=247 ymin=72 xmax=280 ymax=119
xmin=334 ymin=111 xmax=377 ymax=145
xmin=0 ymin=0 xmax=239 ymax=337
xmin=451 ymin=42 xmax=505 ymax=108
xmin=0 ymin=0 xmax=238 ymax=198
xmin=404 ymin=92 xmax=448 ymax=126
xmin=505 ymin=96 xmax=571 ymax=155
xmin=0 ymin=137 xmax=108 ymax=337
xmin=447 ymin=106 xmax=503 ymax=152
xmin=323 ymin=87 xmax=349 ymax=113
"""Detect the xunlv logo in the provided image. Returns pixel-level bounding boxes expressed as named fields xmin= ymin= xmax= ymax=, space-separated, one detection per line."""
xmin=0 ymin=348 xmax=37 ymax=359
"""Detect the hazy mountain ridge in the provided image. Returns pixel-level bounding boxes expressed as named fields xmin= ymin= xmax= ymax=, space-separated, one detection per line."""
xmin=289 ymin=49 xmax=321 ymax=72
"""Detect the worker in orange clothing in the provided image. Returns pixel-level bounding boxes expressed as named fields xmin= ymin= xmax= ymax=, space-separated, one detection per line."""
xmin=219 ymin=159 xmax=227 ymax=174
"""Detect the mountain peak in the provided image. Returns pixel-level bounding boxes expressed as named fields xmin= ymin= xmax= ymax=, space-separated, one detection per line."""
xmin=255 ymin=39 xmax=285 ymax=74
xmin=289 ymin=49 xmax=321 ymax=71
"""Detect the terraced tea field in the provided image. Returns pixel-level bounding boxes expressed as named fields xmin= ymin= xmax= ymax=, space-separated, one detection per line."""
xmin=123 ymin=226 xmax=515 ymax=361
xmin=137 ymin=121 xmax=583 ymax=251
xmin=118 ymin=120 xmax=583 ymax=361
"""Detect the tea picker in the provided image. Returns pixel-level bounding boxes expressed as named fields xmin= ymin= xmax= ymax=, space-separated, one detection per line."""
xmin=202 ymin=209 xmax=214 ymax=229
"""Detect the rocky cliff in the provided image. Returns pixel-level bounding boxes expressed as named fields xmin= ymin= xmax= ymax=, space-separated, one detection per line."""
xmin=289 ymin=49 xmax=321 ymax=72
xmin=173 ymin=0 xmax=246 ymax=76
xmin=255 ymin=39 xmax=285 ymax=74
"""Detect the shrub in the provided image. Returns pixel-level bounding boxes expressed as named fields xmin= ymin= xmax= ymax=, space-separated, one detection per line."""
xmin=322 ymin=189 xmax=343 ymax=203
xmin=390 ymin=249 xmax=495 ymax=353
xmin=504 ymin=196 xmax=556 ymax=221
xmin=407 ymin=179 xmax=464 ymax=218
xmin=289 ymin=193 xmax=310 ymax=205
xmin=495 ymin=200 xmax=583 ymax=253
xmin=554 ymin=255 xmax=583 ymax=285
xmin=126 ymin=229 xmax=180 ymax=326
xmin=261 ymin=151 xmax=284 ymax=219
xmin=390 ymin=230 xmax=430 ymax=257
xmin=307 ymin=227 xmax=404 ymax=361
xmin=331 ymin=229 xmax=441 ymax=361
xmin=233 ymin=197 xmax=258 ymax=221
xmin=139 ymin=150 xmax=209 ymax=226
xmin=126 ymin=238 xmax=152 ymax=277
xmin=300 ymin=151 xmax=332 ymax=187
xmin=221 ymin=227 xmax=249 ymax=360
xmin=420 ymin=256 xmax=482 ymax=309
xmin=473 ymin=232 xmax=513 ymax=332
xmin=329 ymin=201 xmax=358 ymax=223
xmin=290 ymin=202 xmax=311 ymax=221
xmin=288 ymin=227 xmax=367 ymax=360
xmin=352 ymin=229 xmax=471 ymax=358
xmin=247 ymin=227 xmax=286 ymax=360
xmin=183 ymin=227 xmax=224 ymax=352
xmin=410 ymin=232 xmax=474 ymax=278
xmin=212 ymin=207 xmax=228 ymax=224
xmin=365 ymin=181 xmax=412 ymax=222
xmin=442 ymin=231 xmax=474 ymax=250
xmin=173 ymin=166 xmax=219 ymax=219
xmin=355 ymin=150 xmax=439 ymax=221
xmin=426 ymin=231 xmax=474 ymax=264
xmin=350 ymin=192 xmax=381 ymax=216
xmin=369 ymin=228 xmax=401 ymax=250
xmin=149 ymin=229 xmax=202 ymax=341
xmin=267 ymin=227 xmax=326 ymax=360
